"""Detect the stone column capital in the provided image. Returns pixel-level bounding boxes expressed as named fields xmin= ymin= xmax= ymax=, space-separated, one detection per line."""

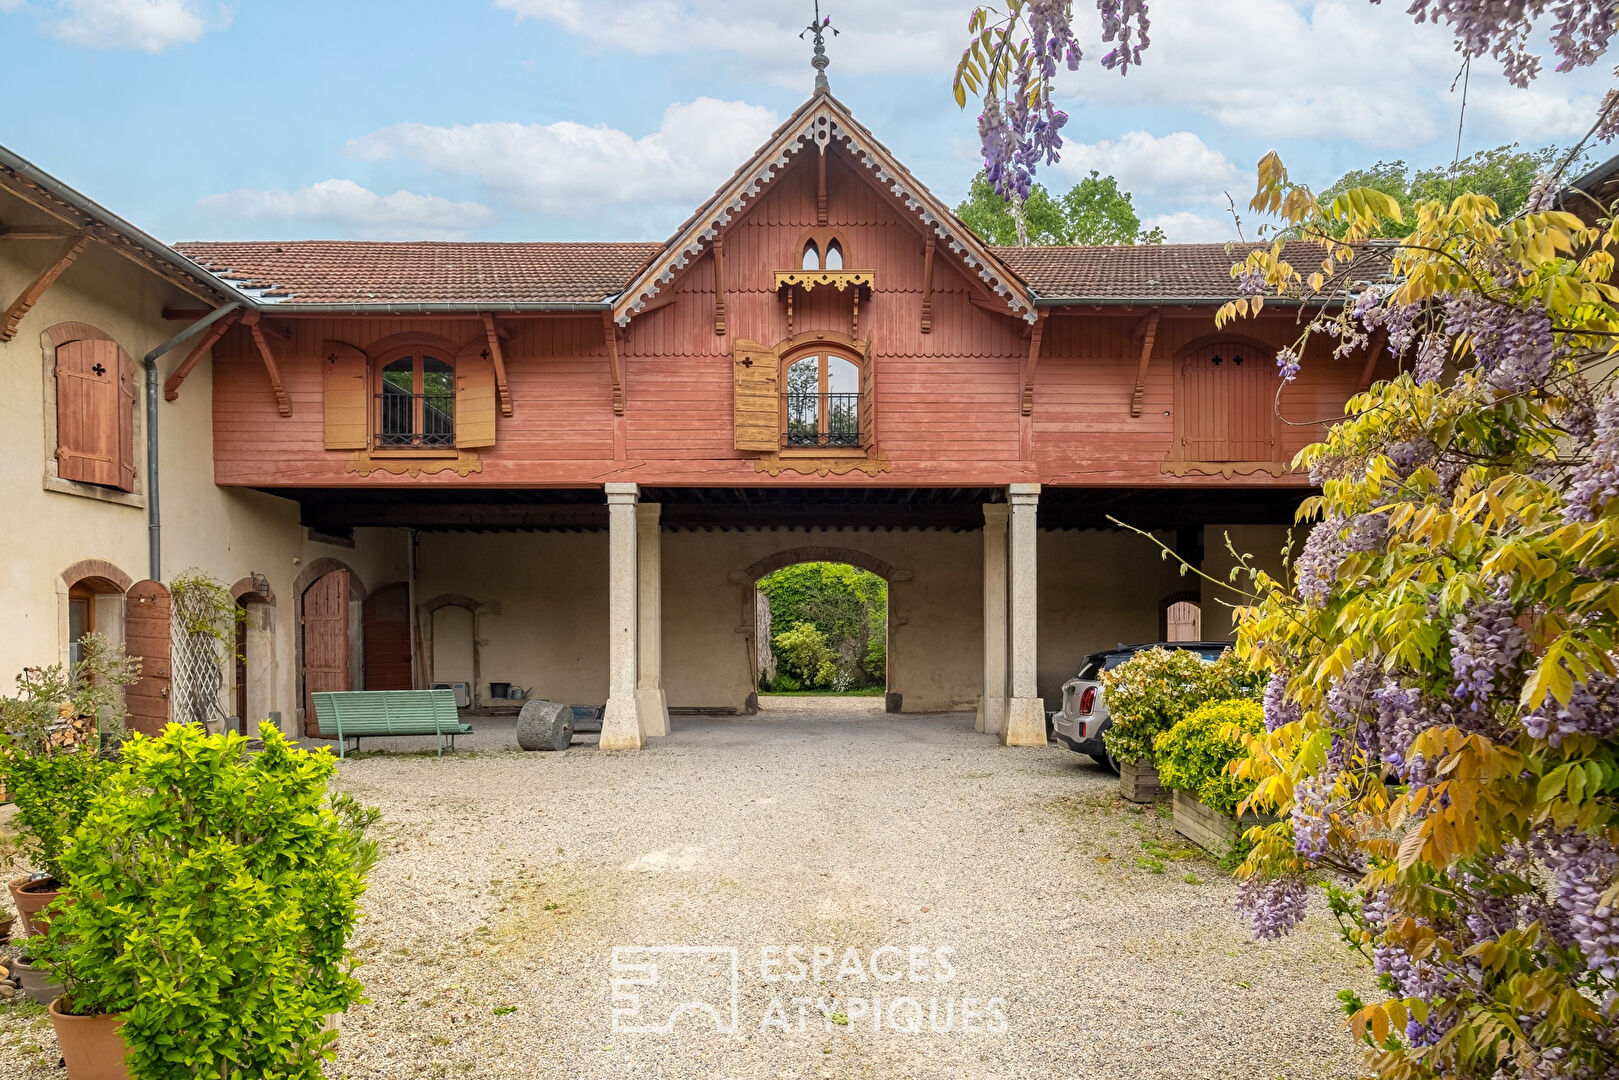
xmin=604 ymin=482 xmax=640 ymax=504
xmin=1007 ymin=483 xmax=1041 ymax=506
xmin=636 ymin=502 xmax=662 ymax=526
xmin=983 ymin=503 xmax=1010 ymax=526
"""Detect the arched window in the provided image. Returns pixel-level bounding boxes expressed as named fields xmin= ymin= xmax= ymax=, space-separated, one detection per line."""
xmin=797 ymin=233 xmax=847 ymax=271
xmin=376 ymin=348 xmax=455 ymax=448
xmin=802 ymin=241 xmax=821 ymax=271
xmin=784 ymin=351 xmax=861 ymax=447
xmin=824 ymin=240 xmax=844 ymax=270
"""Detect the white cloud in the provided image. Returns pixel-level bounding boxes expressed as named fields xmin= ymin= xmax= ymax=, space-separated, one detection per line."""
xmin=1144 ymin=211 xmax=1242 ymax=243
xmin=345 ymin=98 xmax=781 ymax=217
xmin=41 ymin=0 xmax=228 ymax=51
xmin=493 ymin=0 xmax=962 ymax=84
xmin=197 ymin=180 xmax=495 ymax=240
xmin=1054 ymin=130 xmax=1243 ymax=205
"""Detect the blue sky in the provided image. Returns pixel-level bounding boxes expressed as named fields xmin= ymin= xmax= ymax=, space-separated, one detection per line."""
xmin=0 ymin=0 xmax=1612 ymax=244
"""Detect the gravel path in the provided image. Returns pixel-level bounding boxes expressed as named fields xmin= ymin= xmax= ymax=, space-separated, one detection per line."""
xmin=0 ymin=704 xmax=1371 ymax=1079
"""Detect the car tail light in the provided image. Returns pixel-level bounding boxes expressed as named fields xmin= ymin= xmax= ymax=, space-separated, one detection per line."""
xmin=1079 ymin=686 xmax=1097 ymax=715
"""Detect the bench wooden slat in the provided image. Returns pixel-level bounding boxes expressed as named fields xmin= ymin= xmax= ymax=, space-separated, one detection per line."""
xmin=311 ymin=689 xmax=472 ymax=758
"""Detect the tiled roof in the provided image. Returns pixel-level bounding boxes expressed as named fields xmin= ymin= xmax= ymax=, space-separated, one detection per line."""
xmin=994 ymin=242 xmax=1343 ymax=300
xmin=172 ymin=240 xmax=664 ymax=305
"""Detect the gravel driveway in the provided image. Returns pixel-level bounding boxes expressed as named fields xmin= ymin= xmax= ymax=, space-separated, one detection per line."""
xmin=0 ymin=701 xmax=1371 ymax=1079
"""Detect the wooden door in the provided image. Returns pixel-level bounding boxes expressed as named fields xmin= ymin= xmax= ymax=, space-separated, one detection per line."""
xmin=234 ymin=616 xmax=248 ymax=727
xmin=362 ymin=582 xmax=413 ymax=691
xmin=1165 ymin=601 xmax=1201 ymax=642
xmin=302 ymin=569 xmax=350 ymax=737
xmin=1180 ymin=344 xmax=1274 ymax=462
xmin=125 ymin=579 xmax=172 ymax=736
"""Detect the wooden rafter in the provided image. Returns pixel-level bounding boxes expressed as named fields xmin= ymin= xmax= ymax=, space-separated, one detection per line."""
xmin=0 ymin=224 xmax=76 ymax=241
xmin=712 ymin=239 xmax=727 ymax=336
xmin=243 ymin=312 xmax=291 ymax=416
xmin=1022 ymin=313 xmax=1046 ymax=417
xmin=920 ymin=235 xmax=936 ymax=333
xmin=162 ymin=310 xmax=239 ymax=401
xmin=602 ymin=312 xmax=625 ymax=415
xmin=482 ymin=313 xmax=512 ymax=416
xmin=1130 ymin=309 xmax=1162 ymax=418
xmin=1 ymin=231 xmax=90 ymax=341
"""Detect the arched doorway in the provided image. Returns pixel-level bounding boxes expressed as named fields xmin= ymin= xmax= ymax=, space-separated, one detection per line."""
xmin=296 ymin=559 xmax=364 ymax=738
xmin=1161 ymin=591 xmax=1203 ymax=642
xmin=419 ymin=594 xmax=480 ymax=709
xmin=741 ymin=547 xmax=898 ymax=715
xmin=229 ymin=577 xmax=276 ymax=736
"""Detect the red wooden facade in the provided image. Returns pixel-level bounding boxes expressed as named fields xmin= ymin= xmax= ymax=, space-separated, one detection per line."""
xmin=198 ymin=94 xmax=1384 ymax=496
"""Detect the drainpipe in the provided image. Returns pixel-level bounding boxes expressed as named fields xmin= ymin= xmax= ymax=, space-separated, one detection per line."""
xmin=139 ymin=301 xmax=245 ymax=581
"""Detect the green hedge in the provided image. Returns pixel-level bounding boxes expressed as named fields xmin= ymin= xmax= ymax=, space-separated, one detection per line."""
xmin=1099 ymin=648 xmax=1261 ymax=765
xmin=1154 ymin=698 xmax=1265 ymax=816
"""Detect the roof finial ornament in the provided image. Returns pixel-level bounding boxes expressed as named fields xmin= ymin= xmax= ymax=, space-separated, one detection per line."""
xmin=800 ymin=1 xmax=837 ymax=94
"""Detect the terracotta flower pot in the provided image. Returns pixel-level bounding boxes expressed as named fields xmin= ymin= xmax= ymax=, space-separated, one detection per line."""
xmin=48 ymin=998 xmax=130 ymax=1080
xmin=9 ymin=875 xmax=62 ymax=936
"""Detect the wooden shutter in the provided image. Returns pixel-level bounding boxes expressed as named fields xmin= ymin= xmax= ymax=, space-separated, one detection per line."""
xmin=323 ymin=341 xmax=369 ymax=450
xmin=116 ymin=343 xmax=136 ymax=492
xmin=125 ymin=579 xmax=172 ymax=736
xmin=56 ymin=339 xmax=121 ymax=486
xmin=1180 ymin=344 xmax=1275 ymax=462
xmin=732 ymin=339 xmax=780 ymax=451
xmin=302 ymin=569 xmax=351 ymax=737
xmin=455 ymin=340 xmax=497 ymax=449
xmin=858 ymin=340 xmax=876 ymax=450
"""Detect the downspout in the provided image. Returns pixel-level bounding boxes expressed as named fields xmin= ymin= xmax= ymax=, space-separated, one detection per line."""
xmin=139 ymin=301 xmax=246 ymax=581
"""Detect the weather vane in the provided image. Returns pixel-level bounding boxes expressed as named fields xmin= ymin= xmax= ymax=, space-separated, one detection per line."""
xmin=800 ymin=1 xmax=837 ymax=92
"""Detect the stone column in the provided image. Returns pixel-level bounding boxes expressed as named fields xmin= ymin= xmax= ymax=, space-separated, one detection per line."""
xmin=1002 ymin=483 xmax=1046 ymax=746
xmin=599 ymin=483 xmax=643 ymax=751
xmin=635 ymin=502 xmax=670 ymax=737
xmin=977 ymin=503 xmax=1009 ymax=735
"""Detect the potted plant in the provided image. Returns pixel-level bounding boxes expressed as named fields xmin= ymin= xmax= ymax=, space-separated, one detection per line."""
xmin=42 ymin=722 xmax=378 ymax=1080
xmin=1100 ymin=648 xmax=1260 ymax=803
xmin=1154 ymin=698 xmax=1270 ymax=857
xmin=0 ymin=635 xmax=135 ymax=935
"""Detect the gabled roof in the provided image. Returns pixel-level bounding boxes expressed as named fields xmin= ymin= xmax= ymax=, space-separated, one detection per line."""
xmin=174 ymin=240 xmax=660 ymax=307
xmin=0 ymin=142 xmax=234 ymax=304
xmin=611 ymin=90 xmax=1038 ymax=326
xmin=998 ymin=241 xmax=1365 ymax=304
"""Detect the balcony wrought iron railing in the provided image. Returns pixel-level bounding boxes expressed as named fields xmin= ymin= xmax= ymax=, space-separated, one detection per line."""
xmin=784 ymin=391 xmax=860 ymax=447
xmin=376 ymin=390 xmax=454 ymax=448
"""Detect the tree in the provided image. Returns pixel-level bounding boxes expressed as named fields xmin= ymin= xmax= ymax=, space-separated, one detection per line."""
xmin=1316 ymin=144 xmax=1587 ymax=238
xmin=757 ymin=563 xmax=887 ymax=690
xmin=956 ymin=169 xmax=1164 ymax=245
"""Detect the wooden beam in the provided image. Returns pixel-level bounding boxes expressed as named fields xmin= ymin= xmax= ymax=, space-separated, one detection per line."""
xmin=817 ymin=152 xmax=828 ymax=226
xmin=483 ymin=313 xmax=512 ymax=416
xmin=1358 ymin=328 xmax=1388 ymax=391
xmin=1 ymin=231 xmax=91 ymax=341
xmin=243 ymin=312 xmax=291 ymax=416
xmin=602 ymin=312 xmax=624 ymax=416
xmin=1130 ymin=309 xmax=1162 ymax=418
xmin=1022 ymin=313 xmax=1046 ymax=417
xmin=163 ymin=311 xmax=239 ymax=401
xmin=0 ymin=225 xmax=75 ymax=241
xmin=920 ymin=235 xmax=936 ymax=333
xmin=712 ymin=240 xmax=727 ymax=336
xmin=967 ymin=293 xmax=1028 ymax=321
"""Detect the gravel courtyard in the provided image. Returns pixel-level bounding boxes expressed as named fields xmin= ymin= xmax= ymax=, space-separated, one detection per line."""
xmin=0 ymin=700 xmax=1370 ymax=1079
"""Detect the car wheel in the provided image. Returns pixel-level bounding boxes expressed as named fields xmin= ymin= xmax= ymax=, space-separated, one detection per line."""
xmin=1093 ymin=750 xmax=1120 ymax=775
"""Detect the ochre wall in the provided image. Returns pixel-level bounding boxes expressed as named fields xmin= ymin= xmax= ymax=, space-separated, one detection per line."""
xmin=0 ymin=194 xmax=406 ymax=736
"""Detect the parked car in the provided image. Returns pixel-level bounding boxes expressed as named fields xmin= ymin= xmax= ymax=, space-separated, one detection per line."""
xmin=1050 ymin=641 xmax=1233 ymax=772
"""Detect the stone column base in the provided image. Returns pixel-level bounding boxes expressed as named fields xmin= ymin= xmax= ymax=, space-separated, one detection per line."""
xmin=599 ymin=697 xmax=644 ymax=751
xmin=977 ymin=696 xmax=1006 ymax=736
xmin=636 ymin=687 xmax=670 ymax=737
xmin=1001 ymin=697 xmax=1048 ymax=746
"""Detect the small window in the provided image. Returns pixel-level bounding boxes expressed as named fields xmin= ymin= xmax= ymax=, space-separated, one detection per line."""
xmin=802 ymin=241 xmax=821 ymax=271
xmin=824 ymin=240 xmax=844 ymax=270
xmin=783 ymin=351 xmax=861 ymax=447
xmin=377 ymin=353 xmax=455 ymax=448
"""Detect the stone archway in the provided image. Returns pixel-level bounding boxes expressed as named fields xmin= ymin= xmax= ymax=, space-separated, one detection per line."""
xmin=736 ymin=546 xmax=911 ymax=713
xmin=228 ymin=576 xmax=277 ymax=734
xmin=418 ymin=594 xmax=481 ymax=709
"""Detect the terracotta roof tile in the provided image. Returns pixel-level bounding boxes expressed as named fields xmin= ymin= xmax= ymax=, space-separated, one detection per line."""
xmin=172 ymin=240 xmax=663 ymax=305
xmin=994 ymin=241 xmax=1345 ymax=300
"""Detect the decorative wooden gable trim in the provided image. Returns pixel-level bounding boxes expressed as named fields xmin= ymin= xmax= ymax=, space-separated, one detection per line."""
xmin=242 ymin=311 xmax=291 ymax=416
xmin=163 ymin=310 xmax=240 ymax=401
xmin=1 ymin=231 xmax=91 ymax=341
xmin=1130 ymin=310 xmax=1161 ymax=418
xmin=602 ymin=312 xmax=625 ymax=416
xmin=482 ymin=314 xmax=512 ymax=416
xmin=611 ymin=95 xmax=1035 ymax=327
xmin=1021 ymin=315 xmax=1045 ymax=417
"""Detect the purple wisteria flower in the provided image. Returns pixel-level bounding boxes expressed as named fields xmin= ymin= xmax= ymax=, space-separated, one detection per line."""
xmin=1236 ymin=874 xmax=1307 ymax=939
xmin=1565 ymin=389 xmax=1619 ymax=523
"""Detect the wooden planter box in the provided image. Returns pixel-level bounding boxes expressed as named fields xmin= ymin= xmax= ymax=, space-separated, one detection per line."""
xmin=1119 ymin=760 xmax=1167 ymax=804
xmin=1171 ymin=790 xmax=1272 ymax=857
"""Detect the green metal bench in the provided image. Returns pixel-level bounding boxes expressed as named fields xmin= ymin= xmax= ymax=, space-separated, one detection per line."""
xmin=310 ymin=689 xmax=473 ymax=758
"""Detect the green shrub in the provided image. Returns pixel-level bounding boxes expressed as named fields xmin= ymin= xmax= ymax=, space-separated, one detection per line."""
xmin=773 ymin=620 xmax=838 ymax=689
xmin=0 ymin=632 xmax=137 ymax=755
xmin=44 ymin=723 xmax=378 ymax=1079
xmin=1099 ymin=648 xmax=1261 ymax=766
xmin=1154 ymin=698 xmax=1265 ymax=816
xmin=758 ymin=562 xmax=887 ymax=689
xmin=0 ymin=747 xmax=111 ymax=884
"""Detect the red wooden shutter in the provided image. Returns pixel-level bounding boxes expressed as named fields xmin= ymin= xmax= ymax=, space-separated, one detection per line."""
xmin=302 ymin=569 xmax=351 ymax=737
xmin=56 ymin=340 xmax=121 ymax=486
xmin=323 ymin=341 xmax=370 ymax=450
xmin=116 ymin=343 xmax=136 ymax=492
xmin=1180 ymin=344 xmax=1274 ymax=462
xmin=125 ymin=579 xmax=172 ymax=736
xmin=858 ymin=340 xmax=876 ymax=450
xmin=454 ymin=340 xmax=497 ymax=449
